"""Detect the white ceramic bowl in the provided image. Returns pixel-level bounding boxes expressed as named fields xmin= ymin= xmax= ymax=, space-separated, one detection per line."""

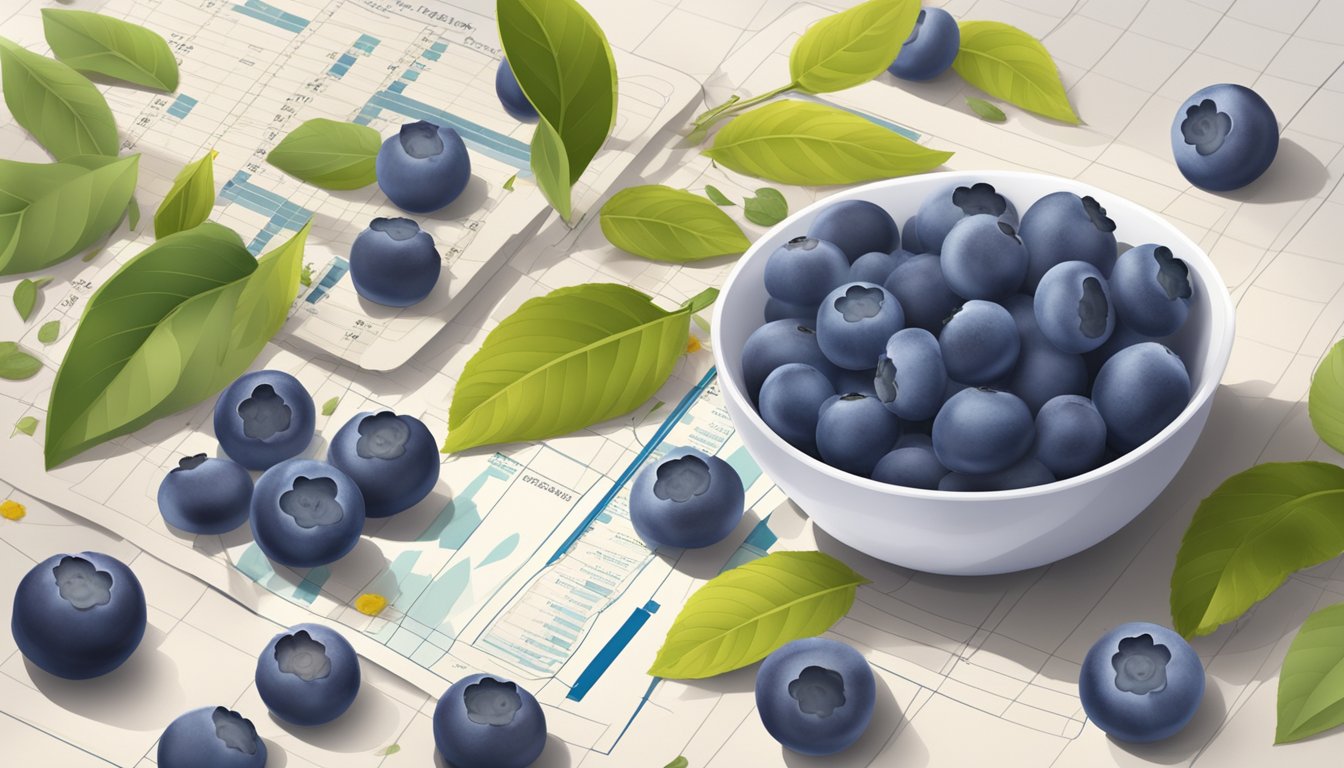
xmin=711 ymin=171 xmax=1235 ymax=575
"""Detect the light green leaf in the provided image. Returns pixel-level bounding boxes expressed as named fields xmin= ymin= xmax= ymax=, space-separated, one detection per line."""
xmin=12 ymin=415 xmax=39 ymax=437
xmin=299 ymin=262 xmax=313 ymax=288
xmin=743 ymin=187 xmax=788 ymax=227
xmin=1278 ymin=602 xmax=1344 ymax=743
xmin=530 ymin=119 xmax=572 ymax=222
xmin=37 ymin=319 xmax=59 ymax=344
xmin=703 ymin=185 xmax=733 ymax=206
xmin=953 ymin=21 xmax=1079 ymax=125
xmin=704 ymin=100 xmax=952 ymax=185
xmin=0 ymin=341 xmax=42 ymax=380
xmin=966 ymin=96 xmax=1007 ymax=123
xmin=127 ymin=196 xmax=140 ymax=230
xmin=12 ymin=276 xmax=50 ymax=321
xmin=321 ymin=396 xmax=339 ymax=416
xmin=600 ymin=185 xmax=749 ymax=264
xmin=502 ymin=173 xmax=517 ymax=192
xmin=444 ymin=284 xmax=718 ymax=453
xmin=0 ymin=154 xmax=140 ymax=275
xmin=663 ymin=758 xmax=688 ymax=768
xmin=649 ymin=551 xmax=867 ymax=679
xmin=0 ymin=37 xmax=119 ymax=160
xmin=375 ymin=743 xmax=401 ymax=756
xmin=1170 ymin=462 xmax=1344 ymax=638
xmin=790 ymin=0 xmax=919 ymax=93
xmin=44 ymin=221 xmax=308 ymax=468
xmin=1309 ymin=339 xmax=1344 ymax=454
xmin=266 ymin=119 xmax=380 ymax=190
xmin=154 ymin=149 xmax=216 ymax=239
xmin=41 ymin=9 xmax=179 ymax=92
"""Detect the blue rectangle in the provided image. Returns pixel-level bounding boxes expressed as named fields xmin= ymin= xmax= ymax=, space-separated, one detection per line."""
xmin=232 ymin=3 xmax=307 ymax=33
xmin=388 ymin=81 xmax=405 ymax=94
xmin=304 ymin=257 xmax=349 ymax=303
xmin=402 ymin=69 xmax=419 ymax=81
xmin=430 ymin=42 xmax=448 ymax=53
xmin=328 ymin=64 xmax=349 ymax=77
xmin=338 ymin=54 xmax=356 ymax=66
xmin=423 ymin=51 xmax=440 ymax=61
xmin=566 ymin=606 xmax=654 ymax=702
xmin=583 ymin=581 xmax=611 ymax=597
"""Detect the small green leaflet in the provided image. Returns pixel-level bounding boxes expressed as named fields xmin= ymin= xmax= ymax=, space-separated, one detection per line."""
xmin=1169 ymin=462 xmax=1344 ymax=638
xmin=1309 ymin=339 xmax=1344 ymax=454
xmin=37 ymin=320 xmax=59 ymax=344
xmin=41 ymin=9 xmax=179 ymax=92
xmin=703 ymin=185 xmax=733 ymax=206
xmin=648 ymin=551 xmax=868 ymax=679
xmin=12 ymin=276 xmax=51 ymax=321
xmin=599 ymin=185 xmax=749 ymax=263
xmin=0 ymin=341 xmax=42 ymax=380
xmin=266 ymin=119 xmax=380 ymax=190
xmin=44 ymin=221 xmax=309 ymax=468
xmin=444 ymin=285 xmax=717 ymax=453
xmin=953 ymin=21 xmax=1079 ymax=125
xmin=321 ymin=396 xmax=339 ymax=416
xmin=299 ymin=262 xmax=313 ymax=288
xmin=966 ymin=96 xmax=1007 ymax=123
xmin=743 ymin=187 xmax=788 ymax=226
xmin=12 ymin=415 xmax=38 ymax=437
xmin=502 ymin=173 xmax=517 ymax=191
xmin=0 ymin=154 xmax=140 ymax=275
xmin=374 ymin=744 xmax=401 ymax=756
xmin=663 ymin=758 xmax=689 ymax=768
xmin=127 ymin=196 xmax=140 ymax=230
xmin=0 ymin=37 xmax=119 ymax=160
xmin=530 ymin=120 xmax=572 ymax=221
xmin=789 ymin=0 xmax=919 ymax=94
xmin=154 ymin=149 xmax=216 ymax=239
xmin=1277 ymin=602 xmax=1344 ymax=743
xmin=705 ymin=100 xmax=952 ymax=185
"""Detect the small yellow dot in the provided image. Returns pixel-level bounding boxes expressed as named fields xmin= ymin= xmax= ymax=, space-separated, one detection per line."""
xmin=1 ymin=499 xmax=26 ymax=521
xmin=686 ymin=336 xmax=703 ymax=354
xmin=354 ymin=593 xmax=388 ymax=616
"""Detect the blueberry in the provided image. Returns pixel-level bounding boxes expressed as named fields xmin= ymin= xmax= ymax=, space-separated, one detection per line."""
xmin=256 ymin=623 xmax=360 ymax=725
xmin=816 ymin=282 xmax=905 ymax=370
xmin=831 ymin=366 xmax=878 ymax=397
xmin=806 ymin=200 xmax=900 ymax=262
xmin=1092 ymin=343 xmax=1191 ymax=452
xmin=434 ymin=672 xmax=547 ymax=768
xmin=1019 ymin=191 xmax=1118 ymax=290
xmin=158 ymin=706 xmax=267 ymax=768
xmin=887 ymin=7 xmax=960 ymax=81
xmin=915 ymin=182 xmax=1019 ymax=255
xmin=1034 ymin=261 xmax=1116 ymax=354
xmin=764 ymin=297 xmax=816 ymax=323
xmin=741 ymin=320 xmax=837 ymax=403
xmin=758 ymin=363 xmax=835 ymax=454
xmin=941 ymin=215 xmax=1028 ymax=300
xmin=1109 ymin=244 xmax=1192 ymax=337
xmin=901 ymin=215 xmax=923 ymax=253
xmin=1079 ymin=622 xmax=1204 ymax=742
xmin=933 ymin=387 xmax=1034 ymax=474
xmin=376 ymin=120 xmax=471 ymax=213
xmin=764 ymin=236 xmax=851 ymax=305
xmin=1172 ymin=83 xmax=1278 ymax=192
xmin=349 ymin=217 xmax=441 ymax=307
xmin=755 ymin=637 xmax=875 ymax=756
xmin=882 ymin=254 xmax=958 ymax=333
xmin=848 ymin=248 xmax=913 ymax=285
xmin=214 ymin=370 xmax=316 ymax=470
xmin=629 ymin=446 xmax=745 ymax=548
xmin=875 ymin=327 xmax=946 ymax=421
xmin=11 ymin=552 xmax=146 ymax=679
xmin=938 ymin=457 xmax=1054 ymax=491
xmin=872 ymin=443 xmax=948 ymax=489
xmin=250 ymin=459 xmax=366 ymax=568
xmin=816 ymin=393 xmax=902 ymax=477
xmin=495 ymin=57 xmax=538 ymax=122
xmin=939 ymin=300 xmax=1020 ymax=385
xmin=158 ymin=454 xmax=253 ymax=534
xmin=1084 ymin=322 xmax=1157 ymax=383
xmin=1034 ymin=395 xmax=1107 ymax=479
xmin=328 ymin=411 xmax=439 ymax=518
xmin=1010 ymin=338 xmax=1088 ymax=415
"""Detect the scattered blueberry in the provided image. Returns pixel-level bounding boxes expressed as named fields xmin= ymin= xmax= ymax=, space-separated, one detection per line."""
xmin=755 ymin=637 xmax=875 ymax=756
xmin=938 ymin=457 xmax=1055 ymax=491
xmin=629 ymin=446 xmax=745 ymax=548
xmin=495 ymin=58 xmax=538 ymax=122
xmin=349 ymin=217 xmax=441 ymax=307
xmin=876 ymin=327 xmax=947 ymax=421
xmin=214 ymin=370 xmax=316 ymax=470
xmin=882 ymin=253 xmax=959 ymax=333
xmin=1079 ymin=622 xmax=1204 ymax=742
xmin=941 ymin=215 xmax=1028 ymax=300
xmin=157 ymin=454 xmax=253 ymax=534
xmin=887 ymin=8 xmax=960 ymax=81
xmin=376 ymin=120 xmax=472 ymax=213
xmin=932 ymin=388 xmax=1034 ymax=474
xmin=758 ymin=363 xmax=835 ymax=454
xmin=806 ymin=200 xmax=900 ymax=262
xmin=764 ymin=236 xmax=851 ymax=305
xmin=1034 ymin=261 xmax=1116 ymax=354
xmin=1019 ymin=191 xmax=1118 ymax=290
xmin=11 ymin=552 xmax=146 ymax=679
xmin=256 ymin=623 xmax=361 ymax=726
xmin=939 ymin=300 xmax=1021 ymax=385
xmin=1034 ymin=395 xmax=1108 ymax=479
xmin=250 ymin=459 xmax=366 ymax=568
xmin=816 ymin=282 xmax=906 ymax=370
xmin=1109 ymin=244 xmax=1192 ymax=337
xmin=741 ymin=320 xmax=837 ymax=403
xmin=1092 ymin=343 xmax=1191 ymax=453
xmin=872 ymin=443 xmax=948 ymax=489
xmin=434 ymin=672 xmax=547 ymax=768
xmin=816 ymin=393 xmax=902 ymax=477
xmin=848 ymin=248 xmax=913 ymax=285
xmin=1172 ymin=83 xmax=1277 ymax=192
xmin=916 ymin=182 xmax=1018 ymax=255
xmin=158 ymin=706 xmax=267 ymax=768
xmin=328 ymin=411 xmax=439 ymax=518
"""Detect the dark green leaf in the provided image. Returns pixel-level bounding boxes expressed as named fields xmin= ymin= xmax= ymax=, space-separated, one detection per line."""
xmin=966 ymin=96 xmax=1007 ymax=122
xmin=953 ymin=21 xmax=1079 ymax=124
xmin=743 ymin=187 xmax=788 ymax=226
xmin=12 ymin=415 xmax=38 ymax=437
xmin=1309 ymin=339 xmax=1344 ymax=454
xmin=1277 ymin=602 xmax=1344 ymax=743
xmin=0 ymin=36 xmax=119 ymax=159
xmin=663 ymin=758 xmax=689 ymax=768
xmin=600 ymin=185 xmax=749 ymax=263
xmin=127 ymin=196 xmax=140 ymax=230
xmin=703 ymin=185 xmax=733 ymax=206
xmin=12 ymin=276 xmax=50 ymax=321
xmin=36 ymin=319 xmax=59 ymax=344
xmin=41 ymin=9 xmax=179 ymax=92
xmin=0 ymin=341 xmax=41 ymax=380
xmin=266 ymin=119 xmax=380 ymax=190
xmin=154 ymin=149 xmax=216 ymax=239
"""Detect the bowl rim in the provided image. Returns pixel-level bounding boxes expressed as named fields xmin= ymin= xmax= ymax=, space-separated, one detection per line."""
xmin=710 ymin=170 xmax=1237 ymax=501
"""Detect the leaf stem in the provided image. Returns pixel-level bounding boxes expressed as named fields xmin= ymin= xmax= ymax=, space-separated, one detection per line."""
xmin=688 ymin=82 xmax=797 ymax=143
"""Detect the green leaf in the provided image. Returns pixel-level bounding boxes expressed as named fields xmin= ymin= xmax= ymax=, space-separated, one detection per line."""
xmin=444 ymin=284 xmax=717 ymax=453
xmin=127 ymin=196 xmax=140 ymax=230
xmin=530 ymin=119 xmax=572 ymax=222
xmin=0 ymin=341 xmax=42 ymax=380
xmin=0 ymin=37 xmax=119 ymax=160
xmin=790 ymin=0 xmax=919 ymax=93
xmin=266 ymin=119 xmax=380 ymax=190
xmin=953 ymin=21 xmax=1079 ymax=125
xmin=0 ymin=154 xmax=140 ymax=275
xmin=37 ymin=319 xmax=59 ymax=344
xmin=41 ymin=9 xmax=179 ymax=92
xmin=12 ymin=415 xmax=38 ymax=437
xmin=1278 ymin=602 xmax=1344 ymax=743
xmin=299 ymin=262 xmax=313 ymax=288
xmin=154 ymin=149 xmax=216 ymax=239
xmin=743 ymin=187 xmax=788 ymax=227
xmin=502 ymin=173 xmax=517 ymax=192
xmin=375 ymin=744 xmax=401 ymax=756
xmin=663 ymin=758 xmax=688 ymax=768
xmin=649 ymin=551 xmax=867 ymax=679
xmin=44 ymin=220 xmax=308 ymax=468
xmin=12 ymin=276 xmax=50 ymax=321
xmin=704 ymin=100 xmax=952 ymax=185
xmin=1309 ymin=339 xmax=1344 ymax=454
xmin=1170 ymin=462 xmax=1344 ymax=638
xmin=703 ymin=185 xmax=733 ymax=206
xmin=321 ymin=396 xmax=339 ymax=416
xmin=600 ymin=185 xmax=749 ymax=263
xmin=966 ymin=96 xmax=1007 ymax=123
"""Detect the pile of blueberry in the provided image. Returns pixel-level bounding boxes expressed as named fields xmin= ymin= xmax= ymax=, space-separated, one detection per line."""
xmin=744 ymin=182 xmax=1196 ymax=491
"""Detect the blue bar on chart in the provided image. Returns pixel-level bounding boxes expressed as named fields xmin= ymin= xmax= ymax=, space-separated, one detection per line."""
xmin=328 ymin=34 xmax=380 ymax=78
xmin=566 ymin=600 xmax=660 ymax=702
xmin=166 ymin=94 xmax=197 ymax=119
xmin=232 ymin=0 xmax=309 ymax=33
xmin=328 ymin=53 xmax=357 ymax=78
xmin=218 ymin=171 xmax=314 ymax=253
xmin=303 ymin=257 xmax=349 ymax=304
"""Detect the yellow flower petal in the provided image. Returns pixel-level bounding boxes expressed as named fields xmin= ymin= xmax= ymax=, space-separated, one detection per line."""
xmin=686 ymin=336 xmax=703 ymax=354
xmin=354 ymin=593 xmax=388 ymax=616
xmin=1 ymin=499 xmax=26 ymax=521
